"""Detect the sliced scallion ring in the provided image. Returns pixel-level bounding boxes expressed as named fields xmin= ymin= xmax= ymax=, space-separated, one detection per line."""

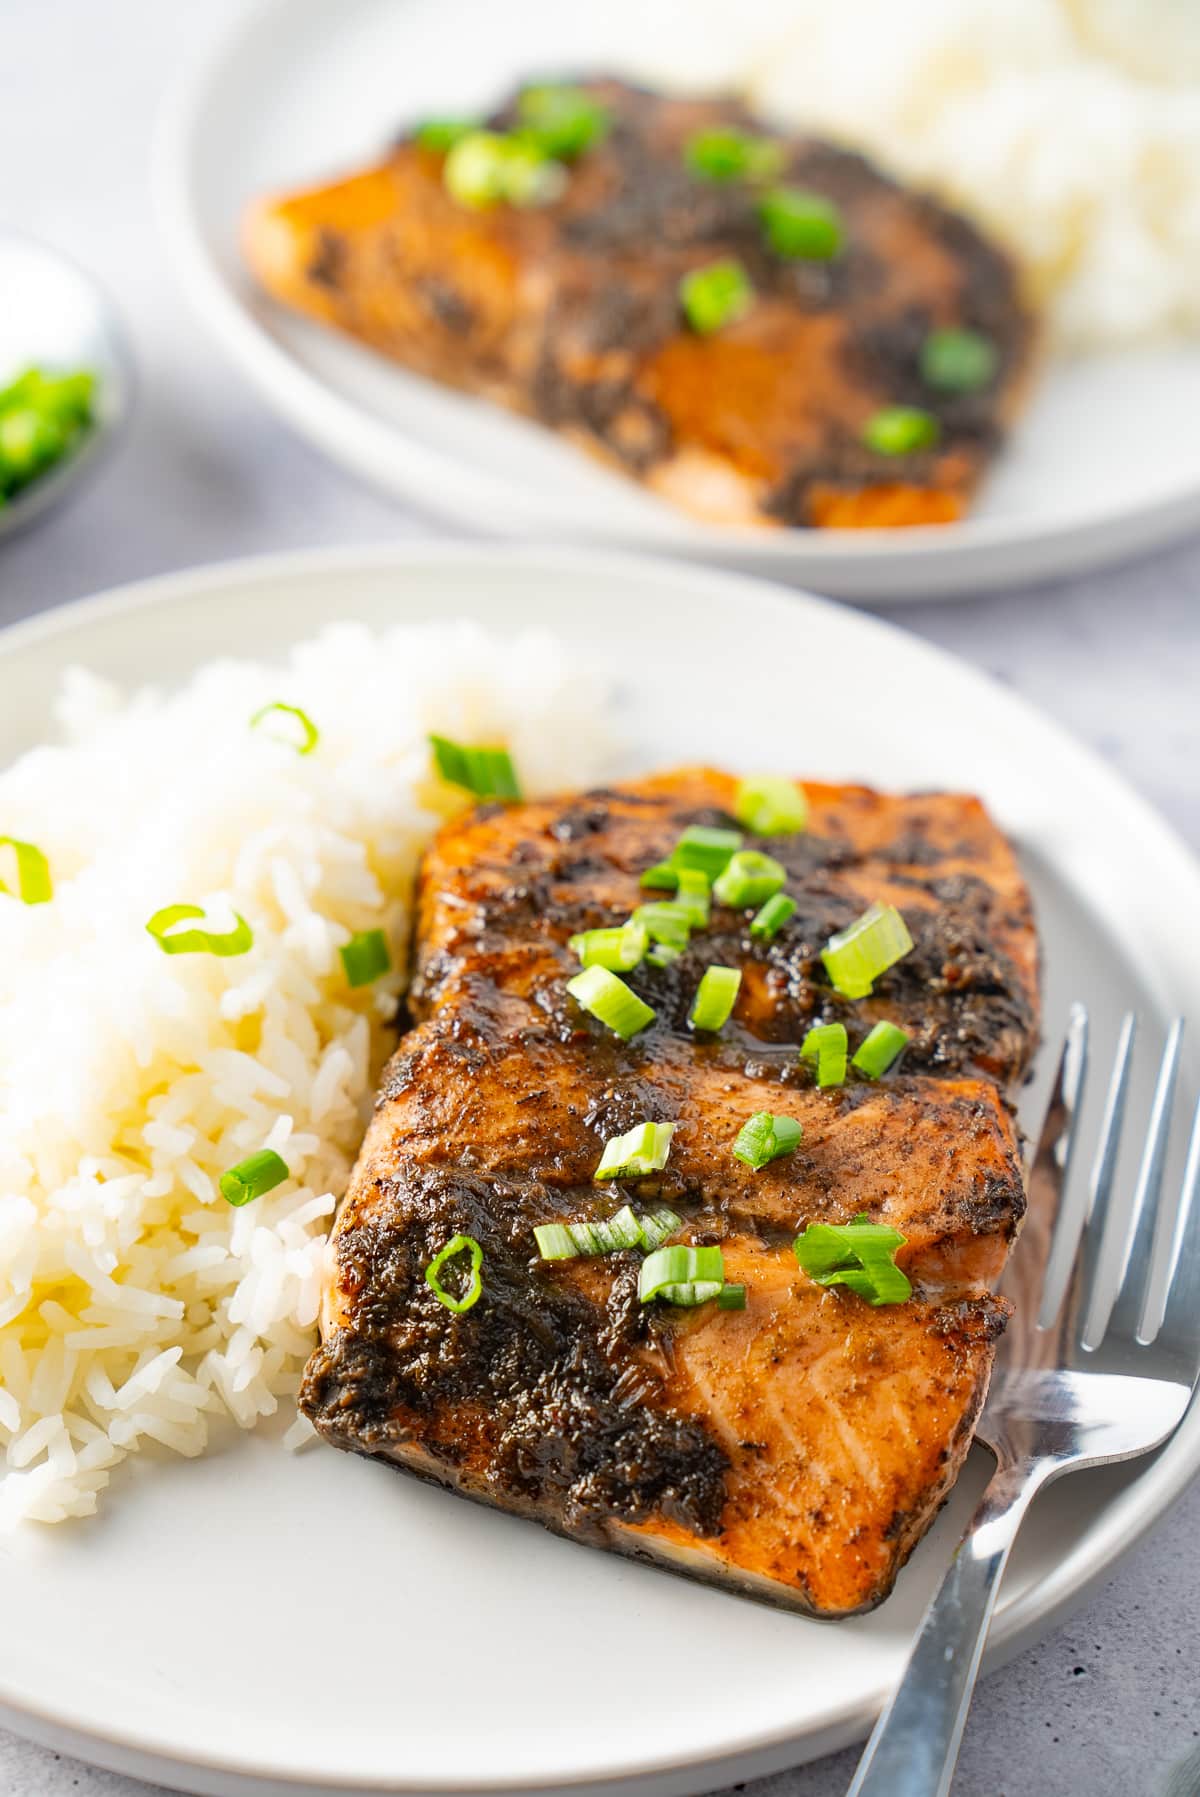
xmin=340 ymin=928 xmax=391 ymax=988
xmin=638 ymin=1205 xmax=683 ymax=1251
xmin=675 ymin=867 xmax=711 ymax=927
xmin=670 ymin=824 xmax=742 ymax=878
xmin=852 ymin=1020 xmax=910 ymax=1079
xmin=534 ymin=1202 xmax=680 ymax=1261
xmin=639 ymin=1243 xmax=725 ymax=1304
xmin=425 ymin=1234 xmax=484 ymax=1312
xmin=429 ymin=733 xmax=520 ymax=799
xmin=749 ymin=893 xmax=796 ymax=942
xmin=712 ymin=850 xmax=786 ymax=909
xmin=800 ymin=1021 xmax=848 ymax=1089
xmin=145 ymin=903 xmax=253 ymax=957
xmin=733 ymin=1111 xmax=802 ymax=1170
xmin=219 ymin=1149 xmax=288 ymax=1207
xmin=594 ymin=1120 xmax=676 ymax=1181
xmin=717 ymin=1283 xmax=747 ymax=1310
xmin=793 ymin=1214 xmax=911 ymax=1306
xmin=0 ymin=836 xmax=52 ymax=904
xmin=734 ymin=775 xmax=808 ymax=836
xmin=249 ymin=701 xmax=319 ymax=755
xmin=567 ymin=965 xmax=655 ymax=1040
xmin=822 ymin=902 xmax=913 ymax=998
xmin=639 ymin=860 xmax=679 ymax=891
xmin=690 ymin=965 xmax=741 ymax=1033
xmin=632 ymin=903 xmax=693 ymax=950
xmin=568 ymin=920 xmax=648 ymax=972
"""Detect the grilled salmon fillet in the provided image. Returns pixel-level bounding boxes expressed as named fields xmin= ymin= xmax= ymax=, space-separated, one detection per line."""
xmin=245 ymin=80 xmax=1035 ymax=530
xmin=301 ymin=768 xmax=1038 ymax=1616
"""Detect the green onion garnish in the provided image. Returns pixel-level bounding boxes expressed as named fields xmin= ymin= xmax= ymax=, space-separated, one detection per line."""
xmin=750 ymin=893 xmax=796 ymax=942
xmin=534 ymin=1202 xmax=681 ymax=1261
xmin=679 ymin=260 xmax=754 ymax=336
xmin=675 ymin=867 xmax=711 ymax=927
xmin=647 ymin=943 xmax=681 ymax=969
xmin=822 ymin=902 xmax=913 ymax=998
xmin=516 ymin=84 xmax=610 ymax=160
xmin=733 ymin=1111 xmax=802 ymax=1170
xmin=690 ymin=965 xmax=741 ymax=1033
xmin=712 ymin=850 xmax=785 ymax=909
xmin=0 ymin=366 xmax=96 ymax=502
xmin=595 ymin=1120 xmax=676 ymax=1181
xmin=800 ymin=1021 xmax=848 ymax=1089
xmin=862 ymin=406 xmax=940 ymax=456
xmin=429 ymin=733 xmax=520 ymax=799
xmin=632 ymin=902 xmax=693 ymax=950
xmin=425 ymin=1233 xmax=485 ymax=1312
xmin=340 ymin=928 xmax=391 ymax=988
xmin=920 ymin=327 xmax=997 ymax=393
xmin=684 ymin=126 xmax=784 ymax=184
xmin=415 ymin=118 xmax=479 ymax=153
xmin=145 ymin=903 xmax=253 ymax=957
xmin=567 ymin=965 xmax=655 ymax=1040
xmin=852 ymin=1020 xmax=910 ymax=1079
xmin=249 ymin=701 xmax=319 ymax=755
xmin=717 ymin=1283 xmax=747 ymax=1310
xmin=219 ymin=1149 xmax=288 ymax=1207
xmin=639 ymin=861 xmax=679 ymax=891
xmin=639 ymin=1243 xmax=726 ymax=1306
xmin=568 ymin=920 xmax=648 ymax=972
xmin=793 ymin=1215 xmax=911 ymax=1306
xmin=670 ymin=825 xmax=742 ymax=878
xmin=442 ymin=130 xmax=566 ymax=209
xmin=758 ymin=187 xmax=843 ymax=261
xmin=0 ymin=836 xmax=53 ymax=905
xmin=734 ymin=775 xmax=808 ymax=836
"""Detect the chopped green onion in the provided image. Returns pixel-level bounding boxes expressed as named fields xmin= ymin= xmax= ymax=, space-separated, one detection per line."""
xmin=717 ymin=1283 xmax=747 ymax=1310
xmin=219 ymin=1149 xmax=288 ymax=1207
xmin=145 ymin=903 xmax=253 ymax=957
xmin=535 ymin=1203 xmax=681 ymax=1260
xmin=0 ymin=365 xmax=96 ymax=501
xmin=415 ymin=118 xmax=479 ymax=153
xmin=679 ymin=260 xmax=754 ymax=336
xmin=429 ymin=733 xmax=520 ymax=799
xmin=639 ymin=1243 xmax=726 ymax=1304
xmin=0 ymin=836 xmax=53 ymax=904
xmin=862 ymin=406 xmax=940 ymax=456
xmin=800 ymin=1021 xmax=848 ymax=1089
xmin=750 ymin=893 xmax=796 ymax=942
xmin=733 ymin=1111 xmax=802 ymax=1170
xmin=633 ymin=902 xmax=693 ymax=950
xmin=647 ymin=943 xmax=681 ymax=969
xmin=516 ymin=84 xmax=610 ymax=160
xmin=920 ymin=327 xmax=997 ymax=393
xmin=425 ymin=1233 xmax=485 ymax=1312
xmin=443 ymin=130 xmax=566 ymax=209
xmin=670 ymin=824 xmax=743 ymax=878
xmin=758 ymin=187 xmax=843 ymax=260
xmin=793 ymin=1215 xmax=911 ymax=1306
xmin=567 ymin=965 xmax=655 ymax=1040
xmin=713 ymin=850 xmax=786 ymax=909
xmin=568 ymin=920 xmax=648 ymax=972
xmin=734 ymin=775 xmax=808 ymax=836
xmin=852 ymin=1020 xmax=910 ymax=1079
xmin=340 ymin=928 xmax=391 ymax=987
xmin=594 ymin=1120 xmax=676 ymax=1181
xmin=822 ymin=902 xmax=913 ymax=998
xmin=690 ymin=965 xmax=741 ymax=1033
xmin=675 ymin=867 xmax=711 ymax=927
xmin=684 ymin=126 xmax=784 ymax=183
xmin=639 ymin=860 xmax=679 ymax=891
xmin=249 ymin=701 xmax=319 ymax=755
xmin=638 ymin=1205 xmax=683 ymax=1250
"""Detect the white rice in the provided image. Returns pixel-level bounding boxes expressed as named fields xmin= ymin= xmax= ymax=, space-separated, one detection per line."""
xmin=634 ymin=0 xmax=1200 ymax=351
xmin=0 ymin=620 xmax=613 ymax=1526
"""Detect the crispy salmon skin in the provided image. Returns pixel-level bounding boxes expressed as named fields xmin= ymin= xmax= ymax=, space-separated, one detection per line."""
xmin=301 ymin=769 xmax=1038 ymax=1617
xmin=245 ymin=80 xmax=1036 ymax=530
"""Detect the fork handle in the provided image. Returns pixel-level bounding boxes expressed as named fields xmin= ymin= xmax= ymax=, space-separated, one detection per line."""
xmin=846 ymin=1458 xmax=1054 ymax=1797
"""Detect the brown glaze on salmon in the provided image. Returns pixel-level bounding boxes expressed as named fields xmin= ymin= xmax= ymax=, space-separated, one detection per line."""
xmin=245 ymin=81 xmax=1035 ymax=530
xmin=301 ymin=768 xmax=1038 ymax=1615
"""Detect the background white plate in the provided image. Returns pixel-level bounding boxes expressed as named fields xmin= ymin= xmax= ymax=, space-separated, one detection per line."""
xmin=0 ymin=544 xmax=1198 ymax=1797
xmin=157 ymin=0 xmax=1200 ymax=602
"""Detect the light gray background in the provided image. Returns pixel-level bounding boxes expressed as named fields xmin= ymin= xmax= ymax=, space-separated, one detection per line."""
xmin=2 ymin=2 xmax=1199 ymax=1794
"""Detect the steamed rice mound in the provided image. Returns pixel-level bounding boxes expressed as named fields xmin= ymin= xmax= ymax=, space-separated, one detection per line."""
xmin=0 ymin=621 xmax=611 ymax=1526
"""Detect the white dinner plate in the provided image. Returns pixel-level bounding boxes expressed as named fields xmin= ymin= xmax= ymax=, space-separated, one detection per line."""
xmin=0 ymin=543 xmax=1198 ymax=1797
xmin=156 ymin=0 xmax=1200 ymax=602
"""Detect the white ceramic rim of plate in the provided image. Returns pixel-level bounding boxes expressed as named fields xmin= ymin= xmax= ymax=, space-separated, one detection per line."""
xmin=0 ymin=541 xmax=1198 ymax=1793
xmin=153 ymin=0 xmax=1200 ymax=600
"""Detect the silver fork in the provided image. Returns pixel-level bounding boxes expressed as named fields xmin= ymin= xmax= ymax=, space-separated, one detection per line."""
xmin=848 ymin=1005 xmax=1200 ymax=1797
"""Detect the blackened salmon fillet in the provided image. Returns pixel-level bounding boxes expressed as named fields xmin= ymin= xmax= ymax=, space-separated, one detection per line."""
xmin=245 ymin=80 xmax=1036 ymax=530
xmin=301 ymin=768 xmax=1039 ymax=1616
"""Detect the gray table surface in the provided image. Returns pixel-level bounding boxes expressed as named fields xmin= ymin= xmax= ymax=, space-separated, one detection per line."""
xmin=3 ymin=3 xmax=1199 ymax=1794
